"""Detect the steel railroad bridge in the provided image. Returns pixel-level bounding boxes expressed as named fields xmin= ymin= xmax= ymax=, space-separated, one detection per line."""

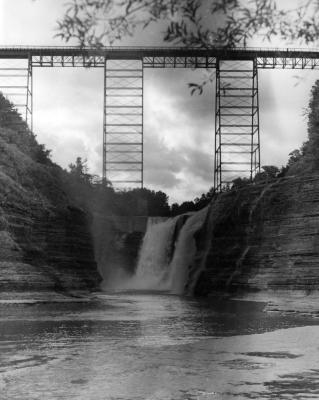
xmin=1 ymin=45 xmax=319 ymax=191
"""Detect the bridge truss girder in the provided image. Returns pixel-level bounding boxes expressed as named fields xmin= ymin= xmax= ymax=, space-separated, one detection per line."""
xmin=215 ymin=59 xmax=260 ymax=191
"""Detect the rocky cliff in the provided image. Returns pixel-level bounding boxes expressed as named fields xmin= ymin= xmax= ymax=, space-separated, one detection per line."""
xmin=0 ymin=107 xmax=101 ymax=295
xmin=195 ymin=175 xmax=319 ymax=297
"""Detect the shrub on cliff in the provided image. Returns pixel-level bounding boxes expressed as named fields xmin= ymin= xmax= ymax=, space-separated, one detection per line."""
xmin=254 ymin=165 xmax=280 ymax=183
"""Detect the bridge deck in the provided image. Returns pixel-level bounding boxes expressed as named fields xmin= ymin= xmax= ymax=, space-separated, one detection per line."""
xmin=0 ymin=46 xmax=319 ymax=65
xmin=0 ymin=45 xmax=319 ymax=60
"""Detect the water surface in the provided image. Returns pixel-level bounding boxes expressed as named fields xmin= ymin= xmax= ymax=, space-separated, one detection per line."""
xmin=1 ymin=293 xmax=319 ymax=399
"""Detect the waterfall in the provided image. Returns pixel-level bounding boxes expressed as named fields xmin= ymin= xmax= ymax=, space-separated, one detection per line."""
xmin=126 ymin=207 xmax=209 ymax=295
xmin=130 ymin=216 xmax=179 ymax=291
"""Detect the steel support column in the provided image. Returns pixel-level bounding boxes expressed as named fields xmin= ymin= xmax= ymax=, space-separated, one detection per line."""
xmin=103 ymin=59 xmax=143 ymax=188
xmin=214 ymin=59 xmax=260 ymax=191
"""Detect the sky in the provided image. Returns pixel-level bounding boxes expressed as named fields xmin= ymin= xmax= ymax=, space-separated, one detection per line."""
xmin=0 ymin=0 xmax=317 ymax=203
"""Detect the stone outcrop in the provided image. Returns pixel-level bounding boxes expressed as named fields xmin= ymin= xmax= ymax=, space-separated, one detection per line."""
xmin=0 ymin=124 xmax=101 ymax=294
xmin=195 ymin=175 xmax=319 ymax=296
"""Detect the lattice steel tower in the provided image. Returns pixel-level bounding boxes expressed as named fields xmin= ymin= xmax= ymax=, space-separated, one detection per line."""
xmin=103 ymin=59 xmax=143 ymax=188
xmin=214 ymin=59 xmax=260 ymax=191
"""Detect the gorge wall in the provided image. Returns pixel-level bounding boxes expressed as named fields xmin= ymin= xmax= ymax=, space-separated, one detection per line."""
xmin=194 ymin=175 xmax=319 ymax=296
xmin=2 ymin=92 xmax=319 ymax=300
xmin=0 ymin=122 xmax=101 ymax=295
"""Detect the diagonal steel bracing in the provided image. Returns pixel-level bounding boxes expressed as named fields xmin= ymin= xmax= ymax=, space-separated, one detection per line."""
xmin=103 ymin=59 xmax=143 ymax=188
xmin=215 ymin=59 xmax=260 ymax=191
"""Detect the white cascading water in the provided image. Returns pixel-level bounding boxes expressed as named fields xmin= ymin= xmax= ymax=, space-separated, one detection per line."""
xmin=130 ymin=207 xmax=209 ymax=295
xmin=129 ymin=217 xmax=178 ymax=291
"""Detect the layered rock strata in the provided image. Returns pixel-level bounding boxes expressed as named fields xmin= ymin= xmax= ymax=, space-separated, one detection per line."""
xmin=0 ymin=126 xmax=101 ymax=294
xmin=195 ymin=175 xmax=319 ymax=295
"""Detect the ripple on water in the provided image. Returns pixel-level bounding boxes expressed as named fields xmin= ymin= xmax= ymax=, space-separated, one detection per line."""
xmin=0 ymin=354 xmax=56 ymax=373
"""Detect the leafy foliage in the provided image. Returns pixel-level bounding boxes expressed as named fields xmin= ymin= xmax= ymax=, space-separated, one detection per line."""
xmin=116 ymin=188 xmax=170 ymax=216
xmin=56 ymin=0 xmax=319 ymax=48
xmin=55 ymin=0 xmax=319 ymax=94
xmin=68 ymin=157 xmax=96 ymax=185
xmin=65 ymin=159 xmax=171 ymax=216
xmin=254 ymin=165 xmax=280 ymax=183
xmin=171 ymin=186 xmax=215 ymax=215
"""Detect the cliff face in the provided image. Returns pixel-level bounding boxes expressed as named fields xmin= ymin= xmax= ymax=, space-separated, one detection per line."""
xmin=0 ymin=123 xmax=101 ymax=294
xmin=195 ymin=175 xmax=319 ymax=295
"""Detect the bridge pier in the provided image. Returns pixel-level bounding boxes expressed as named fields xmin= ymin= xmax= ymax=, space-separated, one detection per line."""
xmin=214 ymin=58 xmax=260 ymax=191
xmin=103 ymin=59 xmax=143 ymax=188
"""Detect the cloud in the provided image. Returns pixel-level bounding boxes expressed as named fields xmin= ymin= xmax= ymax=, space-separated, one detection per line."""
xmin=33 ymin=68 xmax=103 ymax=173
xmin=183 ymin=148 xmax=213 ymax=182
xmin=144 ymin=133 xmax=185 ymax=189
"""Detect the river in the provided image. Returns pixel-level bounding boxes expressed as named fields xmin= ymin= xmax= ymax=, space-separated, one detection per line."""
xmin=1 ymin=292 xmax=319 ymax=399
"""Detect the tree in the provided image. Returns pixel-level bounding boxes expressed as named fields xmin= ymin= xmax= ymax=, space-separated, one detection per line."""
xmin=171 ymin=200 xmax=196 ymax=216
xmin=68 ymin=156 xmax=94 ymax=184
xmin=194 ymin=186 xmax=216 ymax=209
xmin=33 ymin=143 xmax=52 ymax=165
xmin=287 ymin=149 xmax=303 ymax=167
xmin=231 ymin=177 xmax=250 ymax=189
xmin=56 ymin=1 xmax=319 ymax=48
xmin=254 ymin=165 xmax=279 ymax=183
